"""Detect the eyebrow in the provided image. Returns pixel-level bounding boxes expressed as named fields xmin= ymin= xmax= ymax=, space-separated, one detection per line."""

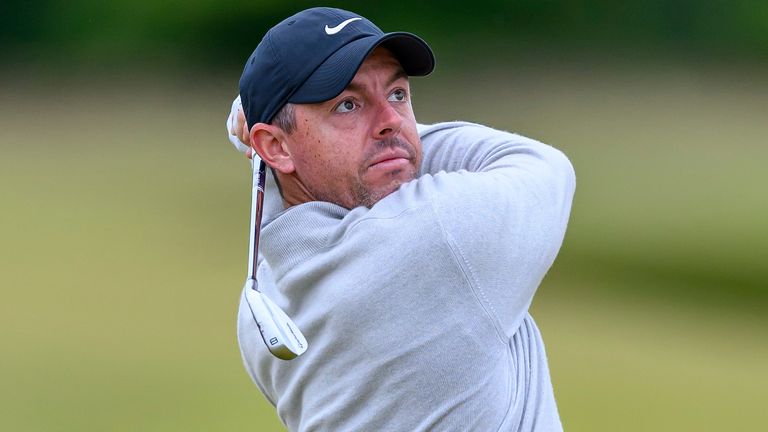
xmin=345 ymin=68 xmax=408 ymax=94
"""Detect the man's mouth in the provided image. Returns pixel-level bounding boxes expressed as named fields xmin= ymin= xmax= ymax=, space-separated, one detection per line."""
xmin=367 ymin=148 xmax=412 ymax=170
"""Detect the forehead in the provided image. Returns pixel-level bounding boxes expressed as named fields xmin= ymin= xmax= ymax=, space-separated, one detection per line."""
xmin=352 ymin=46 xmax=406 ymax=81
xmin=359 ymin=46 xmax=403 ymax=70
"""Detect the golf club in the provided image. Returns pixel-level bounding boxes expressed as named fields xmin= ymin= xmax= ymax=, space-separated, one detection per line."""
xmin=243 ymin=159 xmax=308 ymax=360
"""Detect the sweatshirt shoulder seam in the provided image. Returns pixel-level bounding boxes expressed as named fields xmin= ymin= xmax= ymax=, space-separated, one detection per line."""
xmin=427 ymin=198 xmax=511 ymax=346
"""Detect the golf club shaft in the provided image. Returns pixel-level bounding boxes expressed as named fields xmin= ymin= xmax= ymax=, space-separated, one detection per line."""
xmin=248 ymin=160 xmax=267 ymax=281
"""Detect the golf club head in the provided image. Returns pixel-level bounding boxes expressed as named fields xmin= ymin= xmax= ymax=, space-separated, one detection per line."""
xmin=244 ymin=278 xmax=308 ymax=360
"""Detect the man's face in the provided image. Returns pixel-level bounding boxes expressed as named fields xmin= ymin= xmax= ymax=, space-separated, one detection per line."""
xmin=282 ymin=47 xmax=422 ymax=209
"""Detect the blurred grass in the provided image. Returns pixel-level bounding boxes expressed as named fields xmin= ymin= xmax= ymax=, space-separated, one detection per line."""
xmin=1 ymin=57 xmax=767 ymax=431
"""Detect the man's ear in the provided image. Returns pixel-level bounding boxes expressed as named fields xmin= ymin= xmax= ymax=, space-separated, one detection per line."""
xmin=249 ymin=123 xmax=295 ymax=174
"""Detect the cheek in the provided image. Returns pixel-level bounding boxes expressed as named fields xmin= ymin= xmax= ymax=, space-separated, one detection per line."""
xmin=291 ymin=135 xmax=358 ymax=183
xmin=314 ymin=127 xmax=364 ymax=167
xmin=401 ymin=120 xmax=422 ymax=158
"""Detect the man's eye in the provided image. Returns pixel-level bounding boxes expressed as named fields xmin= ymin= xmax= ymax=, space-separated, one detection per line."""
xmin=388 ymin=89 xmax=406 ymax=102
xmin=335 ymin=100 xmax=357 ymax=113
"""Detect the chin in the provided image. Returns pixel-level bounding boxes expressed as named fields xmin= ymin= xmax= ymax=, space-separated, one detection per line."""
xmin=354 ymin=167 xmax=417 ymax=208
xmin=366 ymin=180 xmax=411 ymax=207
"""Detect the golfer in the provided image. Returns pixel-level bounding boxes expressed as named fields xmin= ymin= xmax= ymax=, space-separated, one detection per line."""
xmin=227 ymin=7 xmax=575 ymax=431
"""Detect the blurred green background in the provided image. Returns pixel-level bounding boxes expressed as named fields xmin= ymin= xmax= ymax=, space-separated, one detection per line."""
xmin=2 ymin=1 xmax=766 ymax=431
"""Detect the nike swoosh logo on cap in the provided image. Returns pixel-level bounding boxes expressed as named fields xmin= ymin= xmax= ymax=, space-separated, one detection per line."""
xmin=324 ymin=17 xmax=362 ymax=35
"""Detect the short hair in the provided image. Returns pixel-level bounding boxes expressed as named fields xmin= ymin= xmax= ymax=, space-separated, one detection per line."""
xmin=271 ymin=103 xmax=296 ymax=135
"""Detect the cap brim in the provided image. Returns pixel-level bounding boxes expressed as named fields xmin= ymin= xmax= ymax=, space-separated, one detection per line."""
xmin=288 ymin=32 xmax=435 ymax=104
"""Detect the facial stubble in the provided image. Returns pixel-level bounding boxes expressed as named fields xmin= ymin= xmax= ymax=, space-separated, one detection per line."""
xmin=310 ymin=136 xmax=419 ymax=209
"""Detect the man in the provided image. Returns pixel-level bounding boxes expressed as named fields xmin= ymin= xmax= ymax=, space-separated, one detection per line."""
xmin=227 ymin=7 xmax=575 ymax=431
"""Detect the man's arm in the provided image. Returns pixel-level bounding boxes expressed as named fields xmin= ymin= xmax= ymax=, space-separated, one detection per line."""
xmin=407 ymin=122 xmax=576 ymax=339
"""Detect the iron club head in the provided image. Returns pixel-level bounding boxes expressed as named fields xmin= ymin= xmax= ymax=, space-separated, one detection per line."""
xmin=243 ymin=278 xmax=308 ymax=360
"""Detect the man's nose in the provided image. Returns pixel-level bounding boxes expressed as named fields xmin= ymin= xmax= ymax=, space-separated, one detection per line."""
xmin=372 ymin=100 xmax=402 ymax=139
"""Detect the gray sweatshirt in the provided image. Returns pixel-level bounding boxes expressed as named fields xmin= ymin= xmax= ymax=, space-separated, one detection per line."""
xmin=237 ymin=121 xmax=576 ymax=431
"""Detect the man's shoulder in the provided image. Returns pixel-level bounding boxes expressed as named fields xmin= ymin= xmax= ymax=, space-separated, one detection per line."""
xmin=417 ymin=121 xmax=490 ymax=137
xmin=416 ymin=121 xmax=533 ymax=150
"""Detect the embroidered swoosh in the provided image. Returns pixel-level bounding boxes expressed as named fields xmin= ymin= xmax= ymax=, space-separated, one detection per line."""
xmin=324 ymin=17 xmax=362 ymax=35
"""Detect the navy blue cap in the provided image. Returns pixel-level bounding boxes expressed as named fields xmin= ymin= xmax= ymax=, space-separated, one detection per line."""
xmin=239 ymin=7 xmax=435 ymax=128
